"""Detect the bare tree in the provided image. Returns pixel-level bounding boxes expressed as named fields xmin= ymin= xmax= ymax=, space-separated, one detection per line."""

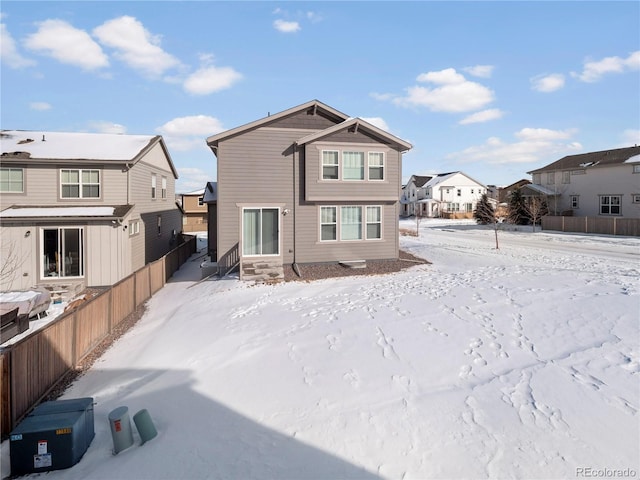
xmin=525 ymin=196 xmax=547 ymax=232
xmin=1 ymin=236 xmax=27 ymax=290
xmin=415 ymin=208 xmax=425 ymax=237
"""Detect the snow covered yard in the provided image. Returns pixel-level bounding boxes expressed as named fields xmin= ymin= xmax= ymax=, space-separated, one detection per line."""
xmin=2 ymin=219 xmax=638 ymax=479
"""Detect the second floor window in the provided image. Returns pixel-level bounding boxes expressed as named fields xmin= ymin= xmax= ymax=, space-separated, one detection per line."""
xmin=547 ymin=172 xmax=555 ymax=185
xmin=321 ymin=150 xmax=386 ymax=181
xmin=61 ymin=169 xmax=100 ymax=198
xmin=0 ymin=167 xmax=24 ymax=193
xmin=562 ymin=171 xmax=571 ymax=184
xmin=161 ymin=176 xmax=167 ymax=199
xmin=151 ymin=174 xmax=157 ymax=199
xmin=570 ymin=195 xmax=579 ymax=208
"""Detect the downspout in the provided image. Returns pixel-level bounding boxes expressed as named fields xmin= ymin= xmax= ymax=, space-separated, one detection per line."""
xmin=292 ymin=143 xmax=302 ymax=278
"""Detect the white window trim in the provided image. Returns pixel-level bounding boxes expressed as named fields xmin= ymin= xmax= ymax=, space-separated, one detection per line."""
xmin=161 ymin=176 xmax=167 ymax=200
xmin=367 ymin=152 xmax=385 ymax=181
xmin=318 ymin=146 xmax=389 ymax=183
xmin=318 ymin=205 xmax=384 ymax=242
xmin=599 ymin=194 xmax=622 ymax=216
xmin=60 ymin=168 xmax=101 ymax=199
xmin=321 ymin=150 xmax=340 ymax=181
xmin=151 ymin=174 xmax=157 ymax=200
xmin=0 ymin=167 xmax=24 ymax=193
xmin=632 ymin=194 xmax=640 ymax=204
xmin=40 ymin=226 xmax=84 ymax=280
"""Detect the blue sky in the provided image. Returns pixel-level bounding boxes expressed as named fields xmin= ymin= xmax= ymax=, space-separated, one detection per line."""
xmin=2 ymin=1 xmax=639 ymax=192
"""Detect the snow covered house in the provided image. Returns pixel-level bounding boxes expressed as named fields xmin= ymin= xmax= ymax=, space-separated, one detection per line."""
xmin=400 ymin=175 xmax=432 ymax=217
xmin=0 ymin=131 xmax=182 ymax=293
xmin=206 ymin=100 xmax=412 ymax=281
xmin=526 ymin=146 xmax=640 ymax=218
xmin=405 ymin=171 xmax=488 ymax=218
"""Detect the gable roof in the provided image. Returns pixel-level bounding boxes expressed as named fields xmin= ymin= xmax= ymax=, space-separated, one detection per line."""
xmin=203 ymin=181 xmax=217 ymax=203
xmin=295 ymin=117 xmax=412 ymax=152
xmin=206 ymin=100 xmax=350 ymax=150
xmin=425 ymin=171 xmax=487 ymax=189
xmin=411 ymin=175 xmax=432 ymax=188
xmin=527 ymin=145 xmax=640 ymax=174
xmin=0 ymin=130 xmax=179 ymax=178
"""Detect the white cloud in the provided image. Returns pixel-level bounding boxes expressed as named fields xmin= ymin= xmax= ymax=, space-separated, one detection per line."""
xmin=183 ymin=65 xmax=243 ymax=95
xmin=572 ymin=50 xmax=640 ymax=83
xmin=88 ymin=121 xmax=127 ymax=134
xmin=157 ymin=115 xmax=225 ymax=151
xmin=176 ymin=167 xmax=213 ymax=193
xmin=306 ymin=11 xmax=324 ymax=23
xmin=273 ymin=19 xmax=301 ymax=33
xmin=459 ymin=108 xmax=504 ymax=125
xmin=463 ymin=65 xmax=494 ymax=78
xmin=29 ymin=102 xmax=52 ymax=111
xmin=1 ymin=23 xmax=36 ymax=68
xmin=93 ymin=16 xmax=180 ymax=77
xmin=394 ymin=68 xmax=495 ymax=113
xmin=447 ymin=127 xmax=582 ymax=165
xmin=530 ymin=73 xmax=565 ymax=92
xmin=620 ymin=129 xmax=640 ymax=146
xmin=361 ymin=117 xmax=389 ymax=132
xmin=24 ymin=19 xmax=108 ymax=70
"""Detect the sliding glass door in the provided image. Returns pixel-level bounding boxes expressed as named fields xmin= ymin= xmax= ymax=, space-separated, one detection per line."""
xmin=42 ymin=227 xmax=84 ymax=278
xmin=242 ymin=208 xmax=279 ymax=256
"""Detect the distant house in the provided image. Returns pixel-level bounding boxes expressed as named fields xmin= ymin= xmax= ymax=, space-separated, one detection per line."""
xmin=498 ymin=179 xmax=531 ymax=203
xmin=206 ymin=100 xmax=412 ymax=281
xmin=179 ymin=188 xmax=208 ymax=233
xmin=202 ymin=181 xmax=217 ymax=258
xmin=400 ymin=175 xmax=432 ymax=217
xmin=0 ymin=131 xmax=182 ymax=293
xmin=404 ymin=171 xmax=488 ymax=218
xmin=527 ymin=146 xmax=640 ymax=218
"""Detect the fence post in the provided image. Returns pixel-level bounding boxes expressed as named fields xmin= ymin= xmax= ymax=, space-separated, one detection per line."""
xmin=613 ymin=217 xmax=617 ymax=236
xmin=585 ymin=216 xmax=588 ymax=233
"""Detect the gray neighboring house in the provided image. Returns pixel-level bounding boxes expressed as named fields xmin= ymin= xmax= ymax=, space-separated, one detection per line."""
xmin=206 ymin=100 xmax=412 ymax=281
xmin=527 ymin=145 xmax=640 ymax=217
xmin=0 ymin=130 xmax=182 ymax=293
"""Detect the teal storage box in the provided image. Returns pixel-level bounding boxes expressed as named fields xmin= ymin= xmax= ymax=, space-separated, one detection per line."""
xmin=10 ymin=397 xmax=95 ymax=476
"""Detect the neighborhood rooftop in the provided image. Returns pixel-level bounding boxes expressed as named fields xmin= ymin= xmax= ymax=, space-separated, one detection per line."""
xmin=527 ymin=145 xmax=640 ymax=173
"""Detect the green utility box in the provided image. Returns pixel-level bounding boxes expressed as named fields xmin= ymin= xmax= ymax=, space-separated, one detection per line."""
xmin=10 ymin=397 xmax=95 ymax=476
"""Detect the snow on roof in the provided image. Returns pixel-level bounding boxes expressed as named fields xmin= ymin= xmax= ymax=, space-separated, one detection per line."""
xmin=0 ymin=206 xmax=115 ymax=217
xmin=181 ymin=189 xmax=205 ymax=196
xmin=625 ymin=154 xmax=640 ymax=163
xmin=0 ymin=130 xmax=157 ymax=161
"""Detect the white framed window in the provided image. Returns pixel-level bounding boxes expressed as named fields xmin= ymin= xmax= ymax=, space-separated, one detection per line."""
xmin=322 ymin=151 xmax=339 ymax=180
xmin=0 ymin=167 xmax=24 ymax=192
xmin=151 ymin=174 xmax=157 ymax=199
xmin=342 ymin=152 xmax=365 ymax=180
xmin=61 ymin=169 xmax=100 ymax=198
xmin=570 ymin=195 xmax=579 ymax=209
xmin=547 ymin=172 xmax=555 ymax=185
xmin=633 ymin=164 xmax=640 ymax=173
xmin=632 ymin=194 xmax=640 ymax=204
xmin=368 ymin=152 xmax=384 ymax=180
xmin=366 ymin=206 xmax=382 ymax=240
xmin=320 ymin=206 xmax=337 ymax=241
xmin=242 ymin=208 xmax=279 ymax=256
xmin=562 ymin=171 xmax=571 ymax=184
xmin=457 ymin=189 xmax=462 ymax=197
xmin=161 ymin=176 xmax=167 ymax=199
xmin=600 ymin=195 xmax=621 ymax=215
xmin=198 ymin=196 xmax=204 ymax=206
xmin=465 ymin=203 xmax=473 ymax=212
xmin=41 ymin=227 xmax=84 ymax=279
xmin=340 ymin=206 xmax=362 ymax=240
xmin=532 ymin=173 xmax=542 ymax=184
xmin=128 ymin=220 xmax=140 ymax=236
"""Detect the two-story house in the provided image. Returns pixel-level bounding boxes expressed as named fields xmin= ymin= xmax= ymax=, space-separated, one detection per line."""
xmin=179 ymin=188 xmax=208 ymax=233
xmin=0 ymin=131 xmax=183 ymax=293
xmin=526 ymin=146 xmax=640 ymax=218
xmin=400 ymin=175 xmax=432 ymax=217
xmin=412 ymin=171 xmax=487 ymax=218
xmin=206 ymin=100 xmax=412 ymax=281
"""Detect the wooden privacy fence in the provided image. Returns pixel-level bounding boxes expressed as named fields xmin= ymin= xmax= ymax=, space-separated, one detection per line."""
xmin=542 ymin=216 xmax=640 ymax=237
xmin=0 ymin=236 xmax=196 ymax=436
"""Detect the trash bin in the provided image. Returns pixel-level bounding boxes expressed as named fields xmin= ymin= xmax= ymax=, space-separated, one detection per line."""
xmin=108 ymin=406 xmax=133 ymax=454
xmin=133 ymin=409 xmax=158 ymax=445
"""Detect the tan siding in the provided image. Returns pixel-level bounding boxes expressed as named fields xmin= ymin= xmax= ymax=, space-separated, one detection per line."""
xmin=304 ymin=141 xmax=402 ymax=201
xmin=0 ymin=224 xmax=38 ymax=291
xmin=293 ymin=203 xmax=398 ymax=263
xmin=218 ymin=128 xmax=300 ymax=264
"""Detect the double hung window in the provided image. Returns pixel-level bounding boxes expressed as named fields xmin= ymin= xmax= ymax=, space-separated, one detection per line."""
xmin=0 ymin=168 xmax=23 ymax=192
xmin=61 ymin=169 xmax=100 ymax=198
xmin=600 ymin=195 xmax=621 ymax=215
xmin=320 ymin=206 xmax=382 ymax=241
